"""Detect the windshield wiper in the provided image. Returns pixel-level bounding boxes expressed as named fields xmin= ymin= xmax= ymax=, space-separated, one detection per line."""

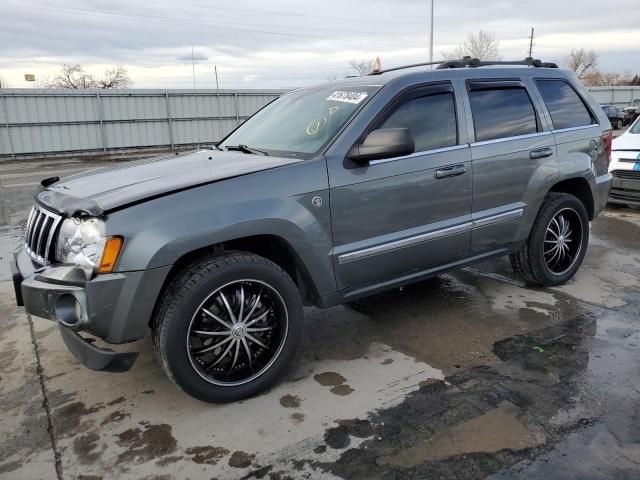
xmin=225 ymin=144 xmax=269 ymax=156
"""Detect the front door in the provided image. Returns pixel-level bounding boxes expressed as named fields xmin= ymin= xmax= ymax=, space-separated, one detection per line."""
xmin=327 ymin=83 xmax=473 ymax=291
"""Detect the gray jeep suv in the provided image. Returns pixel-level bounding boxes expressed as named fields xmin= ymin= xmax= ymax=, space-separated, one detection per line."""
xmin=12 ymin=58 xmax=613 ymax=402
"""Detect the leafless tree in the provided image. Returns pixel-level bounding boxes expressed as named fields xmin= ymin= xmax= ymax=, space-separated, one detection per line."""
xmin=97 ymin=65 xmax=132 ymax=89
xmin=43 ymin=64 xmax=96 ymax=88
xmin=582 ymin=70 xmax=633 ymax=87
xmin=43 ymin=64 xmax=132 ymax=89
xmin=348 ymin=59 xmax=375 ymax=77
xmin=442 ymin=30 xmax=501 ymax=61
xmin=565 ymin=48 xmax=598 ymax=79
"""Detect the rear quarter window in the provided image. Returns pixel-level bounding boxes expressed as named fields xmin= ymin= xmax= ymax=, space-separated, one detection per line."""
xmin=535 ymin=79 xmax=594 ymax=130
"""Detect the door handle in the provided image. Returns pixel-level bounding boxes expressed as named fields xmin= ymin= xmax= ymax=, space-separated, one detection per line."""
xmin=529 ymin=147 xmax=554 ymax=160
xmin=435 ymin=164 xmax=466 ymax=179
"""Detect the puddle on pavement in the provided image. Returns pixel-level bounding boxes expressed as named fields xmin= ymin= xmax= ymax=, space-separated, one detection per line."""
xmin=593 ymin=209 xmax=640 ymax=251
xmin=116 ymin=424 xmax=178 ymax=464
xmin=306 ymin=293 xmax=640 ymax=480
xmin=306 ymin=272 xmax=580 ymax=375
xmin=279 ymin=394 xmax=301 ymax=408
xmin=379 ymin=401 xmax=544 ymax=467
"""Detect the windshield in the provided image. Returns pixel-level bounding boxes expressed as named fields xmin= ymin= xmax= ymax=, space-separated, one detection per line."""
xmin=220 ymin=85 xmax=380 ymax=159
xmin=631 ymin=118 xmax=640 ymax=134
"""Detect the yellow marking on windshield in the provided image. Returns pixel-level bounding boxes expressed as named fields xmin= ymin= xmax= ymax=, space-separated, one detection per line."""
xmin=306 ymin=117 xmax=328 ymax=135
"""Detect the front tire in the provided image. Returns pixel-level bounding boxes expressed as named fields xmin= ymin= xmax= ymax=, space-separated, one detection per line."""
xmin=510 ymin=193 xmax=589 ymax=286
xmin=152 ymin=252 xmax=304 ymax=403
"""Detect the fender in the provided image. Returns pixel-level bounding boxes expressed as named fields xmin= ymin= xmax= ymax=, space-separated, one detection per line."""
xmin=104 ymin=159 xmax=338 ymax=297
xmin=515 ymin=147 xmax=597 ymax=243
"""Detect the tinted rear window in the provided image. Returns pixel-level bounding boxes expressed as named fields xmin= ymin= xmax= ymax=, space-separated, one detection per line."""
xmin=469 ymin=88 xmax=538 ymax=142
xmin=535 ymin=79 xmax=594 ymax=130
xmin=379 ymin=92 xmax=457 ymax=151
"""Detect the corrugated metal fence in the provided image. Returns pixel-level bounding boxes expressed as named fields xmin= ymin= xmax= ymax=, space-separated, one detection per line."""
xmin=0 ymin=88 xmax=285 ymax=160
xmin=1 ymin=86 xmax=638 ymax=161
xmin=587 ymin=86 xmax=640 ymax=108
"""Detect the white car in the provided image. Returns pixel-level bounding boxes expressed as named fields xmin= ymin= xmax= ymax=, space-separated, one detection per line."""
xmin=609 ymin=117 xmax=640 ymax=207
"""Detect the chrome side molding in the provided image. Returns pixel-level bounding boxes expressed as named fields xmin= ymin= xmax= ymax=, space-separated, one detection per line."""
xmin=337 ymin=208 xmax=524 ymax=264
xmin=472 ymin=208 xmax=524 ymax=229
xmin=338 ymin=222 xmax=473 ymax=264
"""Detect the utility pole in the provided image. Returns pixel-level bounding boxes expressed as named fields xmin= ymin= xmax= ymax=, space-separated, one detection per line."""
xmin=191 ymin=44 xmax=200 ymax=149
xmin=214 ymin=65 xmax=223 ymax=141
xmin=428 ymin=0 xmax=434 ymax=66
xmin=527 ymin=27 xmax=535 ymax=58
xmin=191 ymin=44 xmax=196 ymax=88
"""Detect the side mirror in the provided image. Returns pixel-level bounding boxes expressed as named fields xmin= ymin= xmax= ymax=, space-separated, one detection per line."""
xmin=349 ymin=128 xmax=415 ymax=163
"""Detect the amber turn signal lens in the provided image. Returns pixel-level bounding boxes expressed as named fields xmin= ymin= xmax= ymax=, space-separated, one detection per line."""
xmin=98 ymin=237 xmax=123 ymax=273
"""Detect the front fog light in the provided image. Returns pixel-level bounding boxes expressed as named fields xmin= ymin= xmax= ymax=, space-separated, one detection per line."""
xmin=55 ymin=294 xmax=82 ymax=327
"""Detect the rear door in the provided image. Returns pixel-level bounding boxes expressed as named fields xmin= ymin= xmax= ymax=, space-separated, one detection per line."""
xmin=535 ymin=78 xmax=605 ymax=174
xmin=327 ymin=82 xmax=472 ymax=290
xmin=464 ymin=79 xmax=557 ymax=253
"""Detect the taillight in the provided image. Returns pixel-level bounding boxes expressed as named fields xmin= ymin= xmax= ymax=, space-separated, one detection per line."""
xmin=603 ymin=129 xmax=612 ymax=169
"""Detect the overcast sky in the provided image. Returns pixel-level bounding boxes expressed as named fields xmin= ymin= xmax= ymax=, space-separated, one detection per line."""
xmin=1 ymin=0 xmax=639 ymax=89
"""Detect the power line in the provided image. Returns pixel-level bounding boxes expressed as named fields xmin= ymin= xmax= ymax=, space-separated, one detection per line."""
xmin=3 ymin=0 xmax=422 ymax=46
xmin=128 ymin=0 xmax=426 ymax=26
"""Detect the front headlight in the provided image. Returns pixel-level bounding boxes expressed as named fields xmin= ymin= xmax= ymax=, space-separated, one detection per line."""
xmin=55 ymin=217 xmax=106 ymax=269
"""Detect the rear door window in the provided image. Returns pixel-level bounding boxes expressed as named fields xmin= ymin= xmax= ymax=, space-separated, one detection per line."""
xmin=535 ymin=79 xmax=594 ymax=130
xmin=468 ymin=86 xmax=538 ymax=142
xmin=379 ymin=92 xmax=457 ymax=152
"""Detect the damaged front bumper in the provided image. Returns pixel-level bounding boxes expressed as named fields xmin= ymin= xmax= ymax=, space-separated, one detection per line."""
xmin=11 ymin=246 xmax=171 ymax=372
xmin=58 ymin=326 xmax=138 ymax=373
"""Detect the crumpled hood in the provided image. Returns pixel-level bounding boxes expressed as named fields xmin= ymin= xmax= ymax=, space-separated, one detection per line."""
xmin=38 ymin=149 xmax=302 ymax=214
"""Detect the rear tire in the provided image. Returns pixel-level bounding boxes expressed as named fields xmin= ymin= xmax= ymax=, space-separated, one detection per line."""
xmin=510 ymin=193 xmax=589 ymax=286
xmin=152 ymin=252 xmax=304 ymax=403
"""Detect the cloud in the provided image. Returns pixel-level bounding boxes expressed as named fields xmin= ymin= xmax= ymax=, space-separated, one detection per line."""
xmin=176 ymin=51 xmax=209 ymax=62
xmin=0 ymin=0 xmax=638 ymax=88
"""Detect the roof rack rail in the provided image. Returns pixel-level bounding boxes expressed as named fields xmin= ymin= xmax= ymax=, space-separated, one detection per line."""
xmin=368 ymin=60 xmax=442 ymax=75
xmin=437 ymin=56 xmax=558 ymax=69
xmin=368 ymin=57 xmax=558 ymax=75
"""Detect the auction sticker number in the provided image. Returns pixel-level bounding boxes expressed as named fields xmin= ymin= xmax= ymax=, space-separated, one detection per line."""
xmin=327 ymin=91 xmax=368 ymax=104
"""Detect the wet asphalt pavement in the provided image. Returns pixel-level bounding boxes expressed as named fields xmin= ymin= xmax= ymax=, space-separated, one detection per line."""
xmin=0 ymin=158 xmax=639 ymax=480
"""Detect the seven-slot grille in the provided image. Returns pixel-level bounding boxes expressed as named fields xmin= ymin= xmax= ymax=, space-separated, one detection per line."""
xmin=24 ymin=205 xmax=63 ymax=265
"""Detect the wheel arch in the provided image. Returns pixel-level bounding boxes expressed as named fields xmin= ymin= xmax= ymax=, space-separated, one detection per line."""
xmin=548 ymin=177 xmax=595 ymax=220
xmin=150 ymin=234 xmax=321 ymax=330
